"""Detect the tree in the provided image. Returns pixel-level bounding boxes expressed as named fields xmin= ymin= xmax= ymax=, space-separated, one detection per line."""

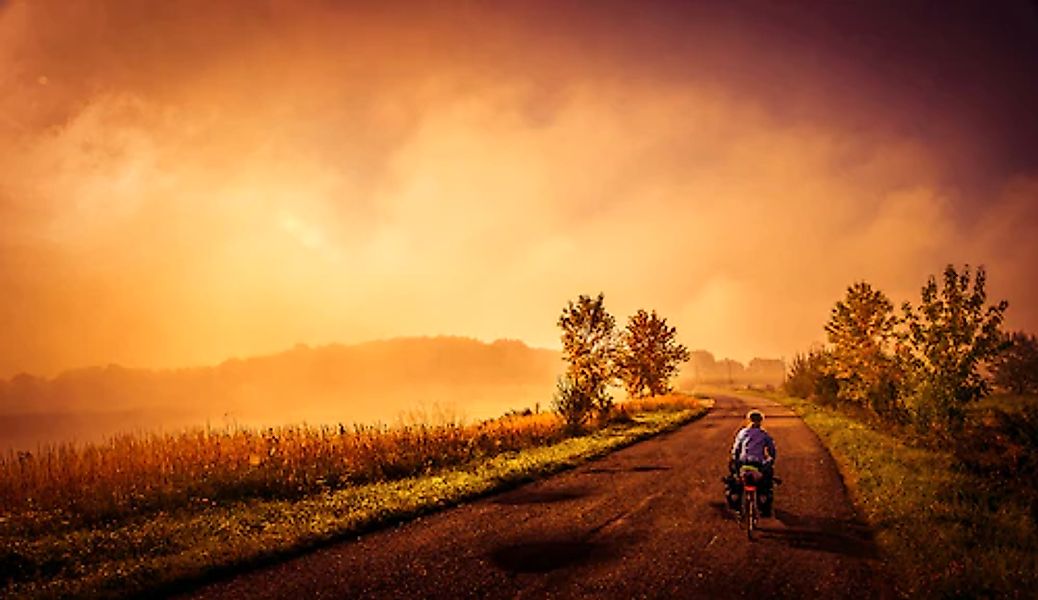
xmin=902 ymin=265 xmax=1008 ymax=427
xmin=990 ymin=331 xmax=1038 ymax=395
xmin=784 ymin=347 xmax=839 ymax=404
xmin=554 ymin=293 xmax=617 ymax=429
xmin=616 ymin=309 xmax=690 ymax=398
xmin=824 ymin=281 xmax=902 ymax=417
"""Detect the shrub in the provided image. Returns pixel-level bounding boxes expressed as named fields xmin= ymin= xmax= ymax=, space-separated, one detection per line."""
xmin=990 ymin=331 xmax=1038 ymax=395
xmin=784 ymin=348 xmax=838 ymax=404
xmin=552 ymin=373 xmax=596 ymax=433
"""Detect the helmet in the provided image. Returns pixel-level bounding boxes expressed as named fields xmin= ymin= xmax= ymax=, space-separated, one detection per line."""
xmin=746 ymin=409 xmax=764 ymax=424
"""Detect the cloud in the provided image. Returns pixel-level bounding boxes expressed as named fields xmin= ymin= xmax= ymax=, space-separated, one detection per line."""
xmin=0 ymin=0 xmax=1036 ymax=376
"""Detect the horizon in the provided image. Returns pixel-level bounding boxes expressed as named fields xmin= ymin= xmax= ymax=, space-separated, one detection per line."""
xmin=0 ymin=333 xmax=781 ymax=381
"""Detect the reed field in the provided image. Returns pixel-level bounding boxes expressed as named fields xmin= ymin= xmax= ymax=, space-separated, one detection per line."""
xmin=618 ymin=393 xmax=709 ymax=415
xmin=1 ymin=393 xmax=706 ymax=599
xmin=0 ymin=411 xmax=565 ymax=527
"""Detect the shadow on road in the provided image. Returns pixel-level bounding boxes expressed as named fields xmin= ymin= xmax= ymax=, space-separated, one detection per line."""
xmin=759 ymin=509 xmax=880 ymax=559
xmin=489 ymin=540 xmax=615 ymax=573
xmin=585 ymin=465 xmax=671 ymax=474
xmin=708 ymin=502 xmax=879 ymax=559
xmin=492 ymin=487 xmax=592 ymax=505
xmin=708 ymin=500 xmax=739 ymax=521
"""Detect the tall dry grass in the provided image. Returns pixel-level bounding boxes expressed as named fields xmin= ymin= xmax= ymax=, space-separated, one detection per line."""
xmin=618 ymin=392 xmax=703 ymax=414
xmin=0 ymin=412 xmax=564 ymax=527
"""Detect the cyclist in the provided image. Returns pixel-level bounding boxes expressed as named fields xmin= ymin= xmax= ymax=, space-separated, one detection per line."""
xmin=728 ymin=409 xmax=777 ymax=517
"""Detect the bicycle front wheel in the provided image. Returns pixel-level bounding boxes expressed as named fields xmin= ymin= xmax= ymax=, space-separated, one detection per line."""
xmin=743 ymin=490 xmax=756 ymax=540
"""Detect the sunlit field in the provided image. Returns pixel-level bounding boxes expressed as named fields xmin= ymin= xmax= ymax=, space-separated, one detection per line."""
xmin=2 ymin=395 xmax=705 ymax=525
xmin=619 ymin=394 xmax=710 ymax=415
xmin=1 ymin=411 xmax=565 ymax=525
xmin=0 ymin=393 xmax=705 ymax=599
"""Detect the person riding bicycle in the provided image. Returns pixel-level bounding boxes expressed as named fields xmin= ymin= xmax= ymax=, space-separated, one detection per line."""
xmin=728 ymin=409 xmax=776 ymax=517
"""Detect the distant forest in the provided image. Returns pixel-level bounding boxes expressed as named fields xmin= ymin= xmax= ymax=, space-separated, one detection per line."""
xmin=0 ymin=338 xmax=785 ymax=450
xmin=681 ymin=351 xmax=785 ymax=387
xmin=0 ymin=337 xmax=562 ymax=450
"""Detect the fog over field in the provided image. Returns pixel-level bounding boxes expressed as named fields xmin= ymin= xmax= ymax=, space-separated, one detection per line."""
xmin=0 ymin=337 xmax=563 ymax=450
xmin=0 ymin=336 xmax=787 ymax=451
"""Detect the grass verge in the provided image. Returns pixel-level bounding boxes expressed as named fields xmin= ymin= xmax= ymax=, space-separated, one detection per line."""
xmin=3 ymin=402 xmax=706 ymax=599
xmin=746 ymin=390 xmax=1036 ymax=599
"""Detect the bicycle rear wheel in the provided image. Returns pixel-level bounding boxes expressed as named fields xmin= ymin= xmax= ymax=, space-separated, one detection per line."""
xmin=743 ymin=489 xmax=756 ymax=540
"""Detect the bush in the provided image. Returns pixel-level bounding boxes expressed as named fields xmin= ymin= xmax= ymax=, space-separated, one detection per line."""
xmin=958 ymin=399 xmax=1038 ymax=482
xmin=991 ymin=331 xmax=1038 ymax=395
xmin=784 ymin=348 xmax=838 ymax=404
xmin=552 ymin=373 xmax=595 ymax=433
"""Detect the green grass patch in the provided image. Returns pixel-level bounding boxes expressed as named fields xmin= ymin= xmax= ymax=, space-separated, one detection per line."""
xmin=750 ymin=391 xmax=1037 ymax=598
xmin=2 ymin=404 xmax=706 ymax=600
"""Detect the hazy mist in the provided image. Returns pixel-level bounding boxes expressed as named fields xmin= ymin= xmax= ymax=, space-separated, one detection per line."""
xmin=2 ymin=0 xmax=1037 ymax=378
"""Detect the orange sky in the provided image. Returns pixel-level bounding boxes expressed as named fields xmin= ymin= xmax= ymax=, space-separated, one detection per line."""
xmin=2 ymin=0 xmax=1037 ymax=377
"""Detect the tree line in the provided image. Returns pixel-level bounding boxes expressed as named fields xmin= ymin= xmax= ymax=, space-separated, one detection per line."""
xmin=552 ymin=293 xmax=690 ymax=431
xmin=786 ymin=264 xmax=1038 ymax=431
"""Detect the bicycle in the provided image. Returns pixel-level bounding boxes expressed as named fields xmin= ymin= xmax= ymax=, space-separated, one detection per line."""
xmin=740 ymin=467 xmax=761 ymax=539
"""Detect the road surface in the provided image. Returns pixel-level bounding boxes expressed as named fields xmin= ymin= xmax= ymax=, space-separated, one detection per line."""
xmin=181 ymin=394 xmax=890 ymax=599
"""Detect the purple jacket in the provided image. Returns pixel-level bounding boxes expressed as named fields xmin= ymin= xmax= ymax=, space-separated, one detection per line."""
xmin=731 ymin=425 xmax=776 ymax=464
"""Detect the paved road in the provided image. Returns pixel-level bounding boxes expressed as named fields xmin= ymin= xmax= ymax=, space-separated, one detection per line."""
xmin=182 ymin=394 xmax=890 ymax=599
